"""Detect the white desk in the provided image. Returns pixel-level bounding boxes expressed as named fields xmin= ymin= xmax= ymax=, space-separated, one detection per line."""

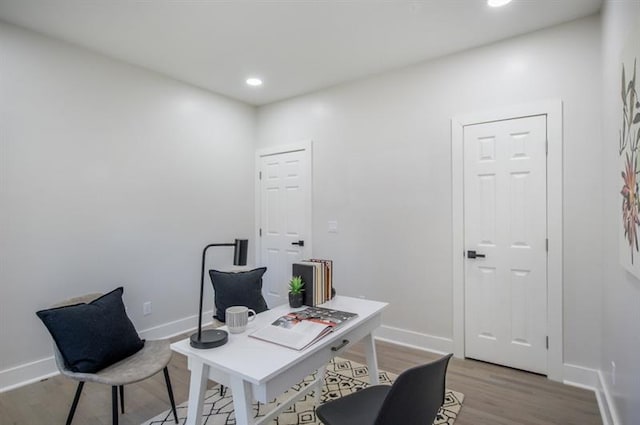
xmin=171 ymin=296 xmax=387 ymax=425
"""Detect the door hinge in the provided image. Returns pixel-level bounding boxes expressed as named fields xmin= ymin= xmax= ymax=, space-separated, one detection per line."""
xmin=259 ymin=228 xmax=262 ymax=237
xmin=259 ymin=171 xmax=262 ymax=180
xmin=546 ymin=336 xmax=549 ymax=349
xmin=546 ymin=238 xmax=548 ymax=252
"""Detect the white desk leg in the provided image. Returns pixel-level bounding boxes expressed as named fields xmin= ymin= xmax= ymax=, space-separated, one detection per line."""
xmin=185 ymin=360 xmax=209 ymax=425
xmin=229 ymin=375 xmax=255 ymax=425
xmin=313 ymin=364 xmax=327 ymax=406
xmin=363 ymin=333 xmax=380 ymax=385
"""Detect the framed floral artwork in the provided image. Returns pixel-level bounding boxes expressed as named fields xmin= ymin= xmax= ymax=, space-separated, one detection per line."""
xmin=619 ymin=18 xmax=640 ymax=277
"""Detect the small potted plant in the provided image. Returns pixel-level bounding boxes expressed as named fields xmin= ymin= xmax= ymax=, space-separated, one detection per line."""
xmin=288 ymin=276 xmax=305 ymax=308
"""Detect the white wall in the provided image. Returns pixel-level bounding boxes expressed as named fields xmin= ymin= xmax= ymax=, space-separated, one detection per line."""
xmin=601 ymin=1 xmax=640 ymax=423
xmin=0 ymin=22 xmax=256 ymax=387
xmin=1 ymin=12 xmax=609 ymax=392
xmin=257 ymin=16 xmax=603 ymax=369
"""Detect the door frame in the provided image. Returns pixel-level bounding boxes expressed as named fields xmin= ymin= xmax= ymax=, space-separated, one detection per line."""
xmin=451 ymin=100 xmax=563 ymax=381
xmin=254 ymin=140 xmax=313 ymax=266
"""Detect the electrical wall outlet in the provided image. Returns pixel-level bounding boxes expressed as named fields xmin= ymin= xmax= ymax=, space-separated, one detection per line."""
xmin=143 ymin=301 xmax=152 ymax=316
xmin=328 ymin=220 xmax=338 ymax=233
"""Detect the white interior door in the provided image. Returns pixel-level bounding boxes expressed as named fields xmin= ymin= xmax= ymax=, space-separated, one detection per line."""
xmin=258 ymin=146 xmax=311 ymax=307
xmin=463 ymin=115 xmax=548 ymax=374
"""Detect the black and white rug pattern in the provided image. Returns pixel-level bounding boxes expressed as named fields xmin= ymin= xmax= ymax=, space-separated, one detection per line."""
xmin=141 ymin=357 xmax=464 ymax=425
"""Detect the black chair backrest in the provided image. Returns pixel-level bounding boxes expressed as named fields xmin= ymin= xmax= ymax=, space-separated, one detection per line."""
xmin=374 ymin=353 xmax=453 ymax=425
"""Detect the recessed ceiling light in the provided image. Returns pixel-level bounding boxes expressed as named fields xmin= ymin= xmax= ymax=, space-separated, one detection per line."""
xmin=246 ymin=77 xmax=263 ymax=87
xmin=487 ymin=0 xmax=512 ymax=7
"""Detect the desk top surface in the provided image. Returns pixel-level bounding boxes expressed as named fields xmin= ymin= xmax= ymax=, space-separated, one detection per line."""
xmin=171 ymin=295 xmax=387 ymax=384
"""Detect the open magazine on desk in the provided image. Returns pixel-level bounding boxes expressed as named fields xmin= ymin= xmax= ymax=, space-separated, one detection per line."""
xmin=249 ymin=306 xmax=357 ymax=351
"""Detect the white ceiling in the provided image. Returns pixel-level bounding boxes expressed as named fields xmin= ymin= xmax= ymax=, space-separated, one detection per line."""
xmin=0 ymin=0 xmax=601 ymax=106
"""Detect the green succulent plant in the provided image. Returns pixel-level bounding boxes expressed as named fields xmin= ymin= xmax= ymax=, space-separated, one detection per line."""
xmin=288 ymin=276 xmax=305 ymax=294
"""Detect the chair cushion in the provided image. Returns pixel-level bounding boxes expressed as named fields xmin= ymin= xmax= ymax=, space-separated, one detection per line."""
xmin=209 ymin=267 xmax=268 ymax=322
xmin=36 ymin=287 xmax=144 ymax=373
xmin=59 ymin=339 xmax=172 ymax=385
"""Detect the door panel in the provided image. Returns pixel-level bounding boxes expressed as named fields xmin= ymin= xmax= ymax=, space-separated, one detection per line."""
xmin=259 ymin=149 xmax=310 ymax=307
xmin=464 ymin=115 xmax=547 ymax=374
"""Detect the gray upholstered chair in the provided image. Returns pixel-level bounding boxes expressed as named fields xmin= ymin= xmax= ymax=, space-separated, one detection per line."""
xmin=50 ymin=294 xmax=178 ymax=425
xmin=315 ymin=353 xmax=453 ymax=425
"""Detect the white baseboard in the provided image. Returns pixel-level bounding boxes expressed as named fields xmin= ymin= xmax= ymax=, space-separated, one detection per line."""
xmin=374 ymin=324 xmax=454 ymax=355
xmin=0 ymin=357 xmax=59 ymax=393
xmin=562 ymin=364 xmax=621 ymax=425
xmin=595 ymin=369 xmax=622 ymax=425
xmin=563 ymin=363 xmax=600 ymax=388
xmin=0 ymin=310 xmax=214 ymax=393
xmin=138 ymin=310 xmax=211 ymax=340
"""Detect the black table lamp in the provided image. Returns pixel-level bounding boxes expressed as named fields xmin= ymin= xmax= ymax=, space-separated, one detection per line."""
xmin=190 ymin=238 xmax=248 ymax=349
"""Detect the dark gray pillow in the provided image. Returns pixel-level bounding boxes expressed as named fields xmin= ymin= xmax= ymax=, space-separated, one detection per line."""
xmin=209 ymin=267 xmax=268 ymax=322
xmin=36 ymin=287 xmax=144 ymax=373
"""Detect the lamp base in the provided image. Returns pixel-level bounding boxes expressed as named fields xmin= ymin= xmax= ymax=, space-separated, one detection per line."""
xmin=190 ymin=329 xmax=229 ymax=349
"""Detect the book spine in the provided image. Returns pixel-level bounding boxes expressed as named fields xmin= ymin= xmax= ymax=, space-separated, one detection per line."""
xmin=292 ymin=263 xmax=317 ymax=306
xmin=310 ymin=259 xmax=333 ymax=303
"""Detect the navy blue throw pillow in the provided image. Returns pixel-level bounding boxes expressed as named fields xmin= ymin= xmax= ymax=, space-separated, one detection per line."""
xmin=209 ymin=267 xmax=268 ymax=322
xmin=36 ymin=287 xmax=144 ymax=373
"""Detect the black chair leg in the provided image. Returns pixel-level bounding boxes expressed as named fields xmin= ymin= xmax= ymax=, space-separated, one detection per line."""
xmin=220 ymin=385 xmax=226 ymax=397
xmin=119 ymin=385 xmax=124 ymax=414
xmin=163 ymin=367 xmax=179 ymax=424
xmin=65 ymin=381 xmax=84 ymax=425
xmin=111 ymin=386 xmax=119 ymax=425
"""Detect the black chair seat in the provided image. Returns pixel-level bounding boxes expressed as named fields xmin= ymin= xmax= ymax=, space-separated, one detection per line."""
xmin=316 ymin=385 xmax=390 ymax=425
xmin=315 ymin=354 xmax=452 ymax=425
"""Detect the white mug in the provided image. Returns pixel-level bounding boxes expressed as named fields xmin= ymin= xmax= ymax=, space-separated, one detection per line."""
xmin=226 ymin=306 xmax=256 ymax=334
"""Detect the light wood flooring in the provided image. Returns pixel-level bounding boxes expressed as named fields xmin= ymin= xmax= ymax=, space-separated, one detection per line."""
xmin=0 ymin=335 xmax=602 ymax=425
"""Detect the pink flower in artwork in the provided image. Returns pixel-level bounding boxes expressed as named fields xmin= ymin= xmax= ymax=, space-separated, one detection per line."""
xmin=621 ymin=153 xmax=640 ymax=262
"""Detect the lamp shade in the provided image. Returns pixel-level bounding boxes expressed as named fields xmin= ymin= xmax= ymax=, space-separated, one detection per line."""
xmin=233 ymin=239 xmax=248 ymax=266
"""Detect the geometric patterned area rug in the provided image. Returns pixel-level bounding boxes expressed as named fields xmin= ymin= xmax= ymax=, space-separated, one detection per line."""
xmin=141 ymin=357 xmax=464 ymax=425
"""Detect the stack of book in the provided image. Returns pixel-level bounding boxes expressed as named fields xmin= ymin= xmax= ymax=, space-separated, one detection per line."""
xmin=292 ymin=259 xmax=333 ymax=307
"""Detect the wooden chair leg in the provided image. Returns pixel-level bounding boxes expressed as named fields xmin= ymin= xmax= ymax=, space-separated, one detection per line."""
xmin=119 ymin=385 xmax=124 ymax=413
xmin=163 ymin=367 xmax=179 ymax=424
xmin=65 ymin=381 xmax=84 ymax=425
xmin=111 ymin=386 xmax=119 ymax=425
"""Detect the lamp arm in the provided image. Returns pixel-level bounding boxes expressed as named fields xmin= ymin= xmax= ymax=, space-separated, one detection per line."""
xmin=197 ymin=243 xmax=235 ymax=340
